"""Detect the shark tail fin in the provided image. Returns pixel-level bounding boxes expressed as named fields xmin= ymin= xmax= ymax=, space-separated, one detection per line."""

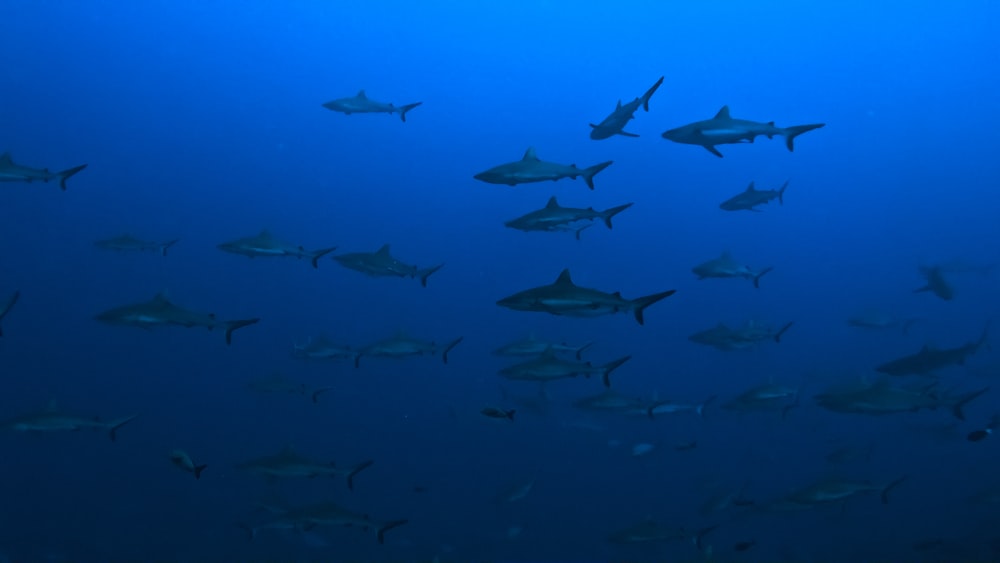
xmin=574 ymin=341 xmax=594 ymax=360
xmin=0 ymin=290 xmax=21 ymax=336
xmin=417 ymin=263 xmax=444 ymax=287
xmin=504 ymin=409 xmax=516 ymax=421
xmin=641 ymin=76 xmax=665 ymax=112
xmin=236 ymin=523 xmax=256 ymax=541
xmin=693 ymin=525 xmax=719 ymax=552
xmin=581 ymin=160 xmax=613 ymax=190
xmin=753 ymin=267 xmax=774 ymax=288
xmin=441 ymin=336 xmax=463 ymax=364
xmin=398 ymin=102 xmax=422 ymax=122
xmin=783 ymin=123 xmax=825 ymax=152
xmin=311 ymin=387 xmax=334 ymax=404
xmin=631 ymin=289 xmax=677 ymax=325
xmin=108 ymin=414 xmax=138 ymax=442
xmin=346 ymin=459 xmax=375 ymax=491
xmin=193 ymin=464 xmax=208 ymax=480
xmin=309 ymin=246 xmax=338 ymax=269
xmin=601 ymin=202 xmax=634 ymax=230
xmin=696 ymin=395 xmax=718 ymax=418
xmin=353 ymin=352 xmax=363 ymax=368
xmin=880 ymin=476 xmax=908 ymax=504
xmin=377 ymin=519 xmax=409 ymax=544
xmin=224 ymin=318 xmax=260 ymax=345
xmin=952 ymin=387 xmax=990 ymax=421
xmin=160 ymin=240 xmax=180 ymax=257
xmin=778 ymin=181 xmax=789 ymax=205
xmin=57 ymin=163 xmax=88 ymax=191
xmin=600 ymin=355 xmax=632 ymax=388
xmin=774 ymin=321 xmax=795 ymax=343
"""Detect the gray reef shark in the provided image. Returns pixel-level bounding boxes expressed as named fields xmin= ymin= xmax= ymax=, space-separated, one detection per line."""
xmin=245 ymin=373 xmax=333 ymax=404
xmin=321 ymin=90 xmax=422 ymax=122
xmin=333 ymin=244 xmax=443 ymax=287
xmin=0 ymin=290 xmax=20 ymax=336
xmin=719 ymin=181 xmax=788 ymax=211
xmin=504 ymin=196 xmax=633 ymax=239
xmin=95 ymin=234 xmax=179 ymax=256
xmin=354 ymin=332 xmax=463 ymax=368
xmin=661 ymin=106 xmax=825 ymax=157
xmin=847 ymin=309 xmax=921 ymax=334
xmin=473 ymin=147 xmax=613 ymax=190
xmin=493 ymin=334 xmax=593 ymax=360
xmin=589 ymin=76 xmax=664 ymax=140
xmin=94 ymin=292 xmax=259 ymax=345
xmin=814 ymin=378 xmax=989 ymax=420
xmin=876 ymin=325 xmax=990 ymax=376
xmin=688 ymin=320 xmax=794 ymax=351
xmin=238 ymin=445 xmax=373 ymax=490
xmin=692 ymin=251 xmax=773 ymax=287
xmin=0 ymin=400 xmax=137 ymax=442
xmin=914 ymin=266 xmax=955 ymax=301
xmin=217 ymin=230 xmax=337 ymax=269
xmin=241 ymin=500 xmax=407 ymax=544
xmin=0 ymin=152 xmax=87 ymax=190
xmin=499 ymin=349 xmax=631 ymax=388
xmin=292 ymin=334 xmax=355 ymax=361
xmin=496 ymin=269 xmax=676 ymax=325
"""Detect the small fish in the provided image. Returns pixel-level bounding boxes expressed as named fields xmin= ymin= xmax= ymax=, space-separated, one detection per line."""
xmin=481 ymin=407 xmax=516 ymax=421
xmin=968 ymin=414 xmax=1000 ymax=442
xmin=169 ymin=449 xmax=207 ymax=480
xmin=734 ymin=540 xmax=757 ymax=552
xmin=631 ymin=442 xmax=655 ymax=457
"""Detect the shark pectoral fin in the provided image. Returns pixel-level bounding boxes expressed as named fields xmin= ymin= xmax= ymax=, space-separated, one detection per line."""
xmin=589 ymin=123 xmax=598 ymax=129
xmin=617 ymin=130 xmax=640 ymax=138
xmin=702 ymin=145 xmax=724 ymax=158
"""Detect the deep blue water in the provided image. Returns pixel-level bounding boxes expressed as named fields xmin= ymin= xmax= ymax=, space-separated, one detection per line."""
xmin=1 ymin=1 xmax=999 ymax=561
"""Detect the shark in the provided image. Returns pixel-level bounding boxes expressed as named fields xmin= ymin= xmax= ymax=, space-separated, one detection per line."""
xmin=217 ymin=230 xmax=337 ymax=269
xmin=353 ymin=332 xmax=463 ymax=368
xmin=291 ymin=334 xmax=355 ymax=361
xmin=688 ymin=320 xmax=794 ymax=351
xmin=0 ymin=152 xmax=88 ymax=190
xmin=692 ymin=251 xmax=773 ymax=288
xmin=646 ymin=395 xmax=717 ymax=419
xmin=496 ymin=269 xmax=676 ymax=325
xmin=504 ymin=196 xmax=633 ymax=240
xmin=914 ymin=266 xmax=955 ymax=301
xmin=876 ymin=325 xmax=990 ymax=376
xmin=0 ymin=400 xmax=137 ymax=442
xmin=242 ymin=500 xmax=408 ymax=544
xmin=784 ymin=476 xmax=908 ymax=506
xmin=473 ymin=147 xmax=614 ymax=190
xmin=719 ymin=181 xmax=789 ymax=212
xmin=94 ymin=292 xmax=259 ymax=345
xmin=333 ymin=244 xmax=443 ymax=287
xmin=608 ymin=520 xmax=717 ymax=550
xmin=493 ymin=334 xmax=593 ymax=360
xmin=814 ymin=378 xmax=989 ymax=420
xmin=661 ymin=106 xmax=825 ymax=157
xmin=238 ymin=445 xmax=374 ymax=490
xmin=572 ymin=389 xmax=649 ymax=415
xmin=722 ymin=382 xmax=799 ymax=414
xmin=848 ymin=309 xmax=921 ymax=335
xmin=0 ymin=290 xmax=19 ymax=336
xmin=94 ymin=234 xmax=179 ymax=256
xmin=244 ymin=373 xmax=333 ymax=404
xmin=321 ymin=90 xmax=422 ymax=122
xmin=499 ymin=349 xmax=631 ymax=388
xmin=589 ymin=76 xmax=664 ymax=139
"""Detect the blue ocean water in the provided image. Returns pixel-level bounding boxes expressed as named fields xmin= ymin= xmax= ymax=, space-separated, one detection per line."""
xmin=1 ymin=0 xmax=999 ymax=561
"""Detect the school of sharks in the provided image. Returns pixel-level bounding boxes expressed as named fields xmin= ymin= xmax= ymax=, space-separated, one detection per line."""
xmin=1 ymin=14 xmax=999 ymax=561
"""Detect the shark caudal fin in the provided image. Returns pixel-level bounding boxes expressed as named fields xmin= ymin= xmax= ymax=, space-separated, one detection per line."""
xmin=311 ymin=386 xmax=333 ymax=404
xmin=377 ymin=519 xmax=409 ymax=544
xmin=417 ymin=264 xmax=444 ymax=287
xmin=346 ymin=459 xmax=375 ymax=491
xmin=753 ymin=267 xmax=774 ymax=288
xmin=581 ymin=160 xmax=613 ymax=190
xmin=225 ymin=318 xmax=260 ymax=345
xmin=57 ymin=164 xmax=88 ymax=191
xmin=107 ymin=414 xmax=138 ymax=442
xmin=160 ymin=240 xmax=180 ymax=257
xmin=600 ymin=355 xmax=632 ymax=388
xmin=193 ymin=464 xmax=208 ymax=480
xmin=441 ymin=336 xmax=464 ymax=364
xmin=777 ymin=181 xmax=789 ymax=205
xmin=774 ymin=321 xmax=795 ymax=343
xmin=952 ymin=387 xmax=990 ymax=421
xmin=880 ymin=476 xmax=908 ymax=504
xmin=631 ymin=289 xmax=677 ymax=325
xmin=641 ymin=76 xmax=665 ymax=112
xmin=309 ymin=246 xmax=338 ymax=269
xmin=574 ymin=341 xmax=594 ymax=360
xmin=695 ymin=395 xmax=718 ymax=418
xmin=783 ymin=123 xmax=825 ymax=152
xmin=601 ymin=202 xmax=634 ymax=229
xmin=0 ymin=290 xmax=21 ymax=337
xmin=398 ymin=102 xmax=422 ymax=122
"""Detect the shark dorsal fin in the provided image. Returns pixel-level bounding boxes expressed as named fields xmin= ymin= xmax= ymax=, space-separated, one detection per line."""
xmin=745 ymin=182 xmax=756 ymax=192
xmin=258 ymin=229 xmax=273 ymax=239
xmin=376 ymin=244 xmax=391 ymax=256
xmin=280 ymin=444 xmax=297 ymax=456
xmin=152 ymin=291 xmax=171 ymax=303
xmin=555 ymin=269 xmax=574 ymax=285
xmin=714 ymin=106 xmax=731 ymax=120
xmin=540 ymin=346 xmax=557 ymax=359
xmin=0 ymin=152 xmax=12 ymax=165
xmin=356 ymin=89 xmax=367 ymax=99
xmin=545 ymin=196 xmax=559 ymax=208
xmin=720 ymin=250 xmax=733 ymax=260
xmin=522 ymin=147 xmax=539 ymax=161
xmin=44 ymin=399 xmax=59 ymax=412
xmin=616 ymin=100 xmax=622 ymax=109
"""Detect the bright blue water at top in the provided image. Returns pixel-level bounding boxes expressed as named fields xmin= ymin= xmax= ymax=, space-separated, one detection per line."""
xmin=1 ymin=1 xmax=999 ymax=561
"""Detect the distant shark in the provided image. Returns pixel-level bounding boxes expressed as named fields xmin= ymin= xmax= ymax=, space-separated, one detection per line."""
xmin=322 ymin=90 xmax=422 ymax=122
xmin=589 ymin=76 xmax=664 ymax=140
xmin=0 ymin=152 xmax=87 ymax=190
xmin=95 ymin=292 xmax=259 ymax=345
xmin=662 ymin=106 xmax=824 ymax=157
xmin=914 ymin=266 xmax=955 ymax=301
xmin=354 ymin=331 xmax=463 ymax=368
xmin=504 ymin=196 xmax=633 ymax=239
xmin=0 ymin=290 xmax=20 ymax=336
xmin=692 ymin=251 xmax=773 ymax=288
xmin=719 ymin=181 xmax=788 ymax=212
xmin=217 ymin=230 xmax=337 ymax=268
xmin=496 ymin=269 xmax=676 ymax=325
xmin=876 ymin=325 xmax=990 ymax=376
xmin=474 ymin=148 xmax=613 ymax=190
xmin=0 ymin=400 xmax=137 ymax=442
xmin=94 ymin=234 xmax=179 ymax=256
xmin=333 ymin=244 xmax=443 ymax=287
